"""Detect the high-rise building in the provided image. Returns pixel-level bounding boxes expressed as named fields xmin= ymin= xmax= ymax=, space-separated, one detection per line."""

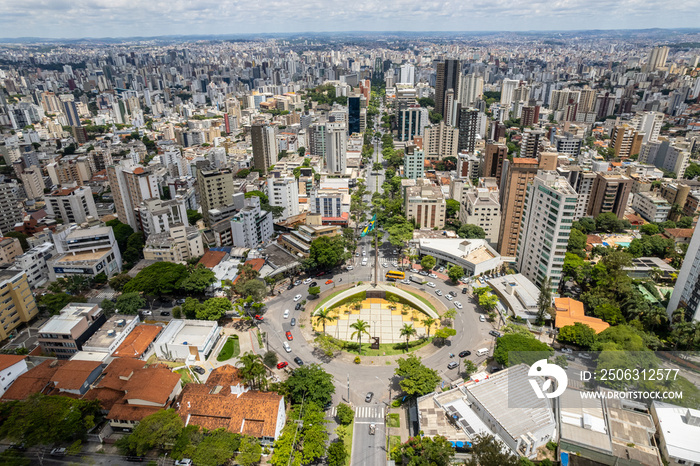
xmin=106 ymin=159 xmax=159 ymax=230
xmin=423 ymin=121 xmax=459 ymax=160
xmin=553 ymin=133 xmax=583 ymax=156
xmin=610 ymin=125 xmax=644 ymax=159
xmin=397 ymin=104 xmax=429 ymax=142
xmin=516 ymin=172 xmax=577 ymax=292
xmin=459 ymin=74 xmax=483 ymax=107
xmin=483 ymin=142 xmax=508 ymax=185
xmin=251 ymin=122 xmax=278 ymax=175
xmin=310 ymin=188 xmax=348 ymax=218
xmin=0 ymin=182 xmax=23 ymax=236
xmin=0 ymin=269 xmax=39 ymax=341
xmin=498 ymin=154 xmax=557 ymax=257
xmin=667 ymin=224 xmax=700 ymax=321
xmin=404 ymin=145 xmax=425 ymax=180
xmin=435 ymin=59 xmax=461 ymax=118
xmin=325 ymin=122 xmax=347 ymax=174
xmin=521 ymin=105 xmax=540 ymax=127
xmin=134 ymin=197 xmax=189 ymax=237
xmin=399 ymin=64 xmax=415 ymax=85
xmin=267 ymin=176 xmax=299 ymax=220
xmin=62 ymin=100 xmax=80 ymax=127
xmin=457 ymin=107 xmax=479 ymax=153
xmin=587 ymin=173 xmax=633 ymax=219
xmin=459 ymin=187 xmax=501 ymax=248
xmin=44 ymin=186 xmax=99 ymax=225
xmin=639 ymin=140 xmax=692 ymax=178
xmin=644 ymin=46 xmax=669 ymax=73
xmin=405 ymin=180 xmax=446 ymax=229
xmin=520 ymin=128 xmax=546 ymax=158
xmin=19 ymin=166 xmax=45 ymax=200
xmin=309 ymin=123 xmax=327 ymax=157
xmin=230 ymin=196 xmax=274 ymax=248
xmin=631 ymin=111 xmax=664 ymax=144
xmin=196 ymin=168 xmax=235 ymax=226
xmin=500 ymin=79 xmax=519 ymax=108
xmin=348 ymin=96 xmax=361 ymax=135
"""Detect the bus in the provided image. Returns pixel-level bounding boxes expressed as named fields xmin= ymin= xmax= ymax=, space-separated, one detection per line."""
xmin=385 ymin=270 xmax=405 ymax=281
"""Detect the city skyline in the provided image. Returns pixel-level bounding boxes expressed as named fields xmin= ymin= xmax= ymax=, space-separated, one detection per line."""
xmin=1 ymin=0 xmax=700 ymax=39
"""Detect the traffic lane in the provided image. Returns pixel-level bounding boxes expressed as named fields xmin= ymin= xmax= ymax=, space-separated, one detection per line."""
xmin=352 ymin=421 xmax=386 ymax=466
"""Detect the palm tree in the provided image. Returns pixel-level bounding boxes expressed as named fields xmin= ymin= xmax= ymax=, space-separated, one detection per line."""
xmin=400 ymin=323 xmax=417 ymax=351
xmin=442 ymin=308 xmax=457 ymax=324
xmin=237 ymin=352 xmax=265 ymax=389
xmin=350 ymin=320 xmax=371 ymax=355
xmin=422 ymin=317 xmax=436 ymax=338
xmin=314 ymin=307 xmax=337 ymax=335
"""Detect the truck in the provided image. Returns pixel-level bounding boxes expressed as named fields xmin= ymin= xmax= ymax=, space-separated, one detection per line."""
xmin=410 ymin=275 xmax=423 ymax=284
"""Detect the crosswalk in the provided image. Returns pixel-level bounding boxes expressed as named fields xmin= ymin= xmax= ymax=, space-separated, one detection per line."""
xmin=326 ymin=405 xmax=385 ymax=420
xmin=91 ymin=290 xmax=119 ymax=300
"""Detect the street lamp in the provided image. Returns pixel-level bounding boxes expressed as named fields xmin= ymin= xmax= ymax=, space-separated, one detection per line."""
xmin=375 ymin=376 xmax=392 ymax=406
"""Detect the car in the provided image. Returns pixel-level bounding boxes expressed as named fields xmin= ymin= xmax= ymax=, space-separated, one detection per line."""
xmin=435 ymin=290 xmax=442 ymax=296
xmin=355 ymin=252 xmax=360 ymax=256
xmin=454 ymin=301 xmax=463 ymax=309
xmin=294 ymin=280 xmax=302 ymax=286
xmin=462 ymin=287 xmax=468 ymax=294
xmin=142 ymin=310 xmax=152 ymax=316
xmin=175 ymin=298 xmax=186 ymax=305
xmin=479 ymin=315 xmax=486 ymax=322
xmin=277 ymin=361 xmax=289 ymax=369
xmin=458 ymin=350 xmax=472 ymax=358
xmin=50 ymin=448 xmax=67 ymax=457
xmin=347 ymin=265 xmax=354 ymax=270
xmin=295 ymin=303 xmax=302 ymax=310
xmin=362 ymin=251 xmax=366 ymax=256
xmin=254 ymin=315 xmax=264 ymax=321
xmin=325 ymin=279 xmax=333 ymax=285
xmin=294 ymin=294 xmax=302 ymax=302
xmin=291 ymin=317 xmax=296 ymax=326
xmin=561 ymin=347 xmax=573 ymax=354
xmin=382 ymin=263 xmax=388 ymax=268
xmin=445 ymin=295 xmax=453 ymax=301
xmin=429 ymin=273 xmax=438 ymax=279
xmin=448 ymin=291 xmax=457 ymax=297
xmin=401 ymin=279 xmax=410 ymax=285
xmin=489 ymin=330 xmax=502 ymax=338
xmin=294 ymin=357 xmax=304 ymax=365
xmin=419 ymin=270 xmax=429 ymax=276
xmin=365 ymin=392 xmax=374 ymax=402
xmin=160 ymin=311 xmax=171 ymax=316
xmin=579 ymin=352 xmax=592 ymax=360
xmin=447 ymin=361 xmax=459 ymax=370
xmin=410 ymin=268 xmax=418 ymax=273
xmin=192 ymin=366 xmax=206 ymax=375
xmin=369 ymin=423 xmax=376 ymax=435
xmin=316 ymin=271 xmax=325 ymax=277
xmin=303 ymin=278 xmax=312 ymax=285
xmin=283 ymin=309 xmax=290 ymax=319
xmin=310 ymin=281 xmax=317 ymax=287
xmin=175 ymin=460 xmax=193 ymax=466
xmin=426 ymin=282 xmax=436 ymax=288
xmin=9 ymin=443 xmax=27 ymax=452
xmin=286 ymin=331 xmax=293 ymax=341
xmin=283 ymin=342 xmax=291 ymax=353
xmin=287 ymin=284 xmax=294 ymax=290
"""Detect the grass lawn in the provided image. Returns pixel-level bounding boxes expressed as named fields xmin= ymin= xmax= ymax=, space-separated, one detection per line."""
xmin=216 ymin=336 xmax=240 ymax=361
xmin=388 ymin=435 xmax=401 ymax=456
xmin=313 ymin=287 xmax=349 ymax=312
xmin=387 ymin=413 xmax=400 ymax=428
xmin=176 ymin=368 xmax=195 ymax=384
xmin=404 ymin=289 xmax=438 ymax=313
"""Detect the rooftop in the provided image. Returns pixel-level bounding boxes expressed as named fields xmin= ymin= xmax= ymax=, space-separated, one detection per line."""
xmin=652 ymin=401 xmax=700 ymax=463
xmin=50 ymin=360 xmax=102 ymax=391
xmin=554 ymin=297 xmax=610 ymax=334
xmin=418 ymin=238 xmax=498 ymax=265
xmin=40 ymin=303 xmax=100 ymax=335
xmin=0 ymin=354 xmax=26 ymax=372
xmin=113 ymin=324 xmax=163 ymax=358
xmin=83 ymin=315 xmax=139 ymax=350
xmin=2 ymin=360 xmax=67 ymax=401
xmin=486 ymin=274 xmax=540 ymax=320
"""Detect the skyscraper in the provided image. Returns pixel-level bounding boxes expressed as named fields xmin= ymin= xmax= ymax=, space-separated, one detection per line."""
xmin=267 ymin=176 xmax=299 ymax=220
xmin=195 ymin=168 xmax=235 ymax=227
xmin=62 ymin=100 xmax=81 ymax=127
xmin=516 ymin=172 xmax=577 ymax=292
xmin=457 ymin=106 xmax=478 ymax=153
xmin=667 ymin=224 xmax=700 ymax=321
xmin=251 ymin=122 xmax=278 ymax=175
xmin=435 ymin=59 xmax=460 ymax=118
xmin=500 ymin=79 xmax=519 ymax=108
xmin=644 ymin=46 xmax=669 ymax=73
xmin=483 ymin=142 xmax=508 ymax=184
xmin=0 ymin=182 xmax=23 ymax=236
xmin=586 ymin=173 xmax=632 ymax=219
xmin=404 ymin=145 xmax=425 ymax=180
xmin=459 ymin=74 xmax=483 ymax=107
xmin=325 ymin=122 xmax=347 ymax=174
xmin=399 ymin=64 xmax=415 ymax=85
xmin=348 ymin=96 xmax=361 ymax=135
xmin=106 ymin=159 xmax=159 ymax=230
xmin=397 ymin=104 xmax=428 ymax=142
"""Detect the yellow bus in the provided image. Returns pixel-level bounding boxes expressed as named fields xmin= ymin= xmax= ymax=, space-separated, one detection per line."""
xmin=385 ymin=270 xmax=405 ymax=281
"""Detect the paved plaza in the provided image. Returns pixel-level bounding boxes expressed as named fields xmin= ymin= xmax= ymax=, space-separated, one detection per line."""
xmin=320 ymin=298 xmax=432 ymax=344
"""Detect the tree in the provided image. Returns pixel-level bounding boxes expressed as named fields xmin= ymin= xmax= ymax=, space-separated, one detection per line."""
xmin=558 ymin=322 xmax=597 ymax=348
xmin=307 ymin=235 xmax=347 ymax=271
xmin=236 ymin=279 xmax=267 ymax=302
xmin=314 ymin=307 xmax=337 ymax=335
xmin=478 ymin=292 xmax=499 ymax=313
xmin=684 ymin=162 xmax=700 ymax=179
xmin=93 ymin=272 xmax=108 ymax=285
xmin=458 ymin=224 xmax=486 ymax=239
xmin=38 ymin=293 xmax=86 ymax=315
xmin=109 ymin=273 xmax=132 ymax=292
xmin=433 ymin=327 xmax=457 ymax=345
xmin=271 ymin=402 xmax=328 ymax=466
xmin=327 ymin=440 xmax=348 ymax=466
xmin=237 ymin=435 xmax=262 ymax=466
xmin=465 ymin=434 xmax=519 ymax=466
xmin=441 ymin=308 xmax=457 ymax=322
xmin=395 ymin=355 xmax=441 ymax=396
xmin=463 ymin=360 xmax=478 ymax=378
xmin=308 ymin=286 xmax=321 ymax=297
xmin=593 ymin=302 xmax=625 ymax=324
xmin=640 ymin=223 xmax=660 ymax=236
xmin=237 ymin=352 xmax=267 ymax=390
xmin=116 ymin=292 xmax=146 ymax=314
xmin=106 ymin=219 xmax=135 ymax=252
xmin=123 ymin=262 xmax=189 ymax=296
xmin=420 ymin=255 xmax=436 ymax=271
xmin=336 ymin=403 xmax=354 ymax=425
xmin=493 ymin=334 xmax=553 ymax=367
xmin=350 ymin=320 xmax=371 ymax=354
xmin=191 ymin=429 xmax=240 ymax=466
xmin=422 ymin=317 xmax=437 ymax=338
xmin=567 ymin=228 xmax=587 ymax=252
xmin=196 ymin=297 xmax=232 ymax=320
xmin=536 ymin=277 xmax=553 ymax=325
xmin=283 ymin=364 xmax=335 ymax=406
xmin=572 ymin=217 xmax=596 ymax=234
xmin=391 ymin=435 xmax=455 ymax=466
xmin=116 ymin=409 xmax=183 ymax=455
xmin=595 ymin=212 xmax=625 ymax=233
xmin=179 ymin=266 xmax=216 ymax=294
xmin=100 ymin=298 xmax=116 ymax=316
xmin=447 ymin=266 xmax=465 ymax=283
xmin=445 ymin=199 xmax=460 ymax=218
xmin=181 ymin=297 xmax=201 ymax=319
xmin=123 ymin=232 xmax=145 ymax=265
xmin=400 ymin=323 xmax=417 ymax=350
xmin=678 ymin=216 xmax=694 ymax=228
xmin=0 ymin=394 xmax=101 ymax=447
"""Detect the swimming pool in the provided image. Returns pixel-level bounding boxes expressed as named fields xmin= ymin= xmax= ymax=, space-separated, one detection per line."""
xmin=616 ymin=241 xmax=631 ymax=247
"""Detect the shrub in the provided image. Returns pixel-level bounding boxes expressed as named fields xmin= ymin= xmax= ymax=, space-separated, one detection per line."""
xmin=546 ymin=441 xmax=558 ymax=451
xmin=354 ymin=356 xmax=361 ymax=364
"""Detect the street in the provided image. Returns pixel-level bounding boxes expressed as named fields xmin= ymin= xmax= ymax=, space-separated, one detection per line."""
xmin=351 ymin=405 xmax=386 ymax=466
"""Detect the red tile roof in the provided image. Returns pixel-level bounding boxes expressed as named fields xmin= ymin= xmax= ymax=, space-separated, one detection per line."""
xmin=0 ymin=355 xmax=26 ymax=372
xmin=2 ymin=360 xmax=66 ymax=401
xmin=663 ymin=228 xmax=695 ymax=238
xmin=50 ymin=360 xmax=102 ymax=391
xmin=112 ymin=325 xmax=162 ymax=359
xmin=198 ymin=250 xmax=228 ymax=269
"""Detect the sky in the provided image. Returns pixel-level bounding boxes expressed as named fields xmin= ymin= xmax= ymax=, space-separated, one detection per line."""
xmin=1 ymin=0 xmax=699 ymax=39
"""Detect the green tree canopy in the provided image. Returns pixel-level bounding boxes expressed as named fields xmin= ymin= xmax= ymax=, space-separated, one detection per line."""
xmin=640 ymin=223 xmax=660 ymax=236
xmin=179 ymin=266 xmax=217 ymax=293
xmin=447 ymin=265 xmax=465 ymax=283
xmin=196 ymin=297 xmax=232 ymax=320
xmin=191 ymin=429 xmax=241 ymax=466
xmin=445 ymin=199 xmax=460 ymax=218
xmin=308 ymin=286 xmax=321 ymax=296
xmin=391 ymin=435 xmax=455 ymax=466
xmin=684 ymin=161 xmax=700 ymax=179
xmin=493 ymin=333 xmax=553 ymax=367
xmin=328 ymin=440 xmax=348 ymax=466
xmin=595 ymin=212 xmax=626 ymax=233
xmin=567 ymin=228 xmax=587 ymax=252
xmin=116 ymin=409 xmax=183 ymax=456
xmin=558 ymin=322 xmax=597 ymax=348
xmin=465 ymin=434 xmax=520 ymax=466
xmin=115 ymin=292 xmax=146 ymax=314
xmin=336 ymin=403 xmax=354 ymax=426
xmin=420 ymin=255 xmax=436 ymax=271
xmin=123 ymin=262 xmax=189 ymax=295
xmin=187 ymin=209 xmax=202 ymax=225
xmin=458 ymin=224 xmax=486 ymax=239
xmin=106 ymin=219 xmax=135 ymax=252
xmin=4 ymin=231 xmax=29 ymax=251
xmin=307 ymin=235 xmax=347 ymax=271
xmin=37 ymin=293 xmax=86 ymax=315
xmin=236 ymin=279 xmax=267 ymax=301
xmin=236 ymin=435 xmax=262 ymax=466
xmin=395 ymin=355 xmax=441 ymax=396
xmin=109 ymin=273 xmax=132 ymax=292
xmin=283 ymin=364 xmax=335 ymax=406
xmin=572 ymin=217 xmax=596 ymax=234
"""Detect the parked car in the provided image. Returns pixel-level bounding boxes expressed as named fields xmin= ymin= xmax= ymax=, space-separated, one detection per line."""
xmin=561 ymin=347 xmax=573 ymax=354
xmin=294 ymin=280 xmax=302 ymax=286
xmin=410 ymin=268 xmax=418 ymax=273
xmin=579 ymin=352 xmax=592 ymax=360
xmin=429 ymin=273 xmax=437 ymax=279
xmin=291 ymin=318 xmax=296 ymax=326
xmin=142 ymin=310 xmax=152 ymax=316
xmin=125 ymin=457 xmax=145 ymax=462
xmin=426 ymin=282 xmax=436 ymax=288
xmin=283 ymin=342 xmax=291 ymax=353
xmin=277 ymin=361 xmax=289 ymax=369
xmin=295 ymin=303 xmax=302 ymax=310
xmin=175 ymin=459 xmax=193 ymax=466
xmin=448 ymin=291 xmax=457 ymax=297
xmin=419 ymin=270 xmax=429 ymax=276
xmin=447 ymin=361 xmax=459 ymax=370
xmin=365 ymin=392 xmax=374 ymax=402
xmin=303 ymin=278 xmax=312 ymax=285
xmin=347 ymin=265 xmax=354 ymax=270
xmin=192 ymin=366 xmax=205 ymax=375
xmin=458 ymin=350 xmax=472 ymax=358
xmin=489 ymin=330 xmax=501 ymax=338
xmin=294 ymin=294 xmax=302 ymax=302
xmin=283 ymin=309 xmax=290 ymax=319
xmin=50 ymin=448 xmax=67 ymax=457
xmin=175 ymin=298 xmax=186 ymax=305
xmin=294 ymin=357 xmax=304 ymax=366
xmin=325 ymin=279 xmax=334 ymax=285
xmin=286 ymin=331 xmax=293 ymax=341
xmin=462 ymin=287 xmax=468 ymax=294
xmin=287 ymin=283 xmax=294 ymax=290
xmin=254 ymin=315 xmax=264 ymax=321
xmin=435 ymin=290 xmax=442 ymax=296
xmin=309 ymin=281 xmax=317 ymax=287
xmin=160 ymin=311 xmax=170 ymax=316
xmin=445 ymin=295 xmax=453 ymax=301
xmin=479 ymin=315 xmax=486 ymax=322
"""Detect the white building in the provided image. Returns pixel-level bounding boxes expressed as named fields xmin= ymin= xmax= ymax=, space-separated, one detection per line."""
xmin=325 ymin=122 xmax=347 ymax=174
xmin=107 ymin=159 xmax=160 ymax=230
xmin=12 ymin=242 xmax=55 ymax=288
xmin=267 ymin=176 xmax=299 ymax=220
xmin=231 ymin=196 xmax=274 ymax=248
xmin=459 ymin=74 xmax=484 ymax=107
xmin=399 ymin=64 xmax=415 ymax=85
xmin=459 ymin=188 xmax=501 ymax=248
xmin=48 ymin=225 xmax=122 ymax=280
xmin=516 ymin=172 xmax=577 ymax=292
xmin=404 ymin=145 xmax=425 ymax=180
xmin=405 ymin=180 xmax=447 ymax=229
xmin=500 ymin=79 xmax=519 ymax=108
xmin=135 ymin=197 xmax=189 ymax=238
xmin=631 ymin=192 xmax=671 ymax=223
xmin=0 ymin=355 xmax=28 ymax=398
xmin=632 ymin=111 xmax=664 ymax=144
xmin=651 ymin=401 xmax=700 ymax=466
xmin=143 ymin=225 xmax=204 ymax=263
xmin=154 ymin=319 xmax=220 ymax=362
xmin=309 ymin=188 xmax=350 ymax=219
xmin=81 ymin=314 xmax=140 ymax=354
xmin=44 ymin=186 xmax=99 ymax=225
xmin=417 ymin=238 xmax=501 ymax=277
xmin=667 ymin=224 xmax=700 ymax=321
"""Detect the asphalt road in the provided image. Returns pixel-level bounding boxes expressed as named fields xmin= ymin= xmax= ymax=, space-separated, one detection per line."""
xmin=351 ymin=405 xmax=387 ymax=466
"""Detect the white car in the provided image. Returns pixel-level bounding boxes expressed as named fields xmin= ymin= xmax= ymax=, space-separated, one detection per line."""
xmin=435 ymin=290 xmax=442 ymax=296
xmin=293 ymin=294 xmax=302 ymax=302
xmin=429 ymin=273 xmax=438 ymax=279
xmin=142 ymin=310 xmax=152 ymax=316
xmin=454 ymin=301 xmax=463 ymax=309
xmin=479 ymin=315 xmax=486 ymax=322
xmin=347 ymin=265 xmax=354 ymax=270
xmin=303 ymin=278 xmax=312 ymax=285
xmin=445 ymin=295 xmax=453 ymax=301
xmin=362 ymin=251 xmax=366 ymax=256
xmin=175 ymin=460 xmax=193 ymax=466
xmin=382 ymin=263 xmax=388 ymax=268
xmin=283 ymin=309 xmax=290 ymax=319
xmin=410 ymin=268 xmax=418 ymax=273
xmin=426 ymin=282 xmax=436 ymax=288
